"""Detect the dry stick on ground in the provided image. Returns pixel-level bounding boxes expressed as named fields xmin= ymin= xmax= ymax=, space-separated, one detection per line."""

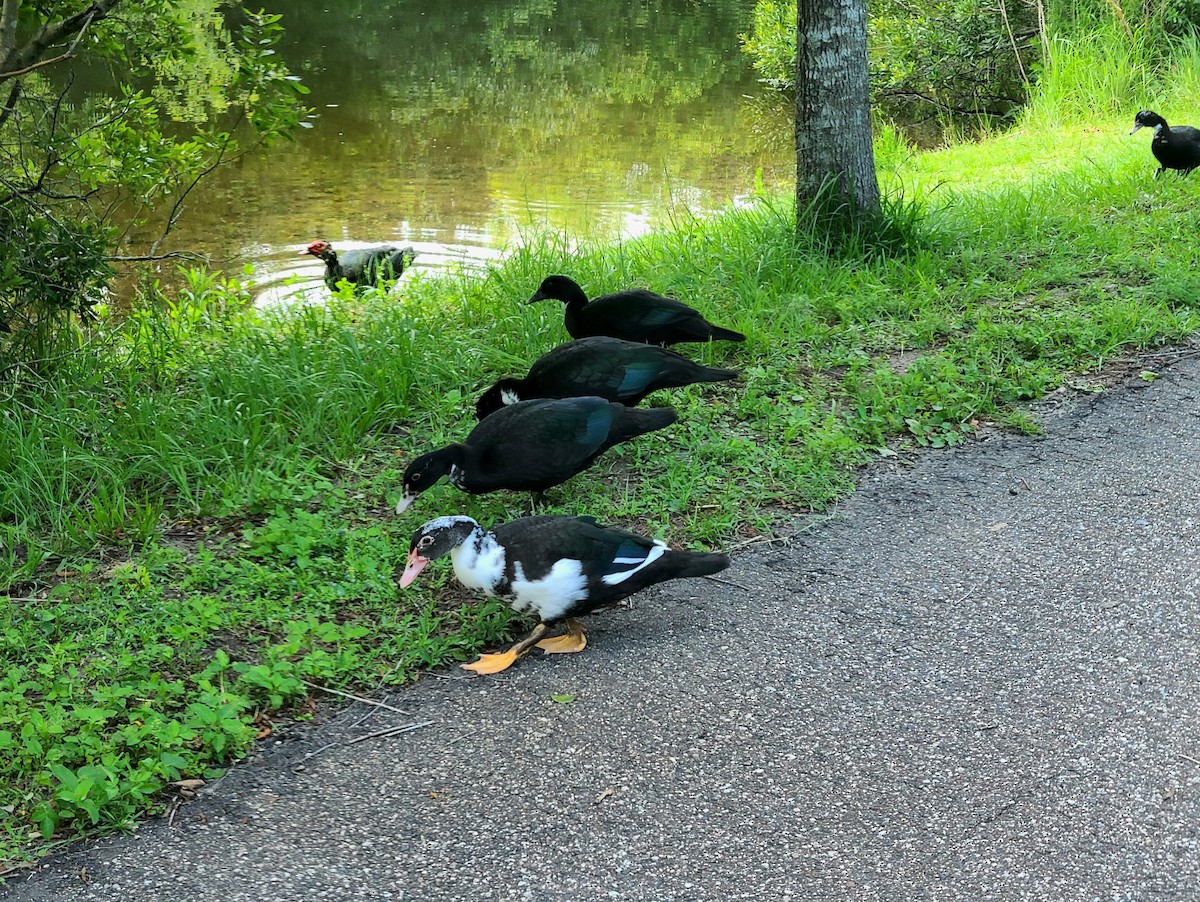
xmin=952 ymin=585 xmax=980 ymax=605
xmin=1141 ymin=347 xmax=1200 ymax=362
xmin=722 ymin=510 xmax=844 ymax=554
xmin=724 ymin=534 xmax=793 ymax=553
xmin=344 ymin=721 xmax=436 ymax=747
xmin=292 ymin=722 xmax=437 ymax=770
xmin=301 ymin=679 xmax=413 ymax=716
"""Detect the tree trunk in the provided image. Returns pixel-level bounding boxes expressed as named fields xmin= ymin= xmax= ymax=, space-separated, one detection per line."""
xmin=795 ymin=0 xmax=880 ymax=217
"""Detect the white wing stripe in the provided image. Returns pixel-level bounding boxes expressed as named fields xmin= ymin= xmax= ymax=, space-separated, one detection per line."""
xmin=601 ymin=542 xmax=667 ymax=586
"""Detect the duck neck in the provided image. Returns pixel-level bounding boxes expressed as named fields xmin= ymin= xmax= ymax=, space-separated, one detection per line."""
xmin=450 ymin=525 xmax=505 ymax=593
xmin=559 ymin=281 xmax=590 ymax=310
xmin=441 ymin=444 xmax=469 ymax=487
xmin=497 ymin=378 xmax=525 ymax=406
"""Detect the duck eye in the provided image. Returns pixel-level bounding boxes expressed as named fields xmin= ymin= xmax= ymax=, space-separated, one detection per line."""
xmin=410 ymin=473 xmax=421 ymax=483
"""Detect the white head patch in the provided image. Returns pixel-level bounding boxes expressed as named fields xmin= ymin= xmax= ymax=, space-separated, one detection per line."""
xmin=419 ymin=515 xmax=478 ymax=534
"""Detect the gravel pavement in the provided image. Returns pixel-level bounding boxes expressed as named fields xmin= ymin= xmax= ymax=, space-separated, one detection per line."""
xmin=5 ymin=353 xmax=1199 ymax=902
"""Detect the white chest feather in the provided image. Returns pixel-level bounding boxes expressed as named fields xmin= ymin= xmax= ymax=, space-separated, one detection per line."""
xmin=510 ymin=560 xmax=588 ymax=621
xmin=448 ymin=463 xmax=466 ymax=489
xmin=500 ymin=387 xmax=522 ymax=406
xmin=451 ymin=534 xmax=505 ymax=593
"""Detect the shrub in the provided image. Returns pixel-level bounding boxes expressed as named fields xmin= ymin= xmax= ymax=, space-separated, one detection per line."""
xmin=741 ymin=0 xmax=1039 ymax=122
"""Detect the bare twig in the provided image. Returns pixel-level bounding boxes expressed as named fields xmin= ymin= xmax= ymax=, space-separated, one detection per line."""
xmin=998 ymin=0 xmax=1029 ymax=86
xmin=0 ymin=5 xmax=101 ymax=81
xmin=344 ymin=721 xmax=436 ymax=746
xmin=952 ymin=585 xmax=979 ymax=605
xmin=0 ymin=1 xmax=122 ymax=86
xmin=1140 ymin=348 xmax=1200 ymax=362
xmin=108 ymin=251 xmax=207 ymax=263
xmin=1035 ymin=0 xmax=1050 ymax=63
xmin=149 ymin=112 xmax=245 ymax=256
xmin=0 ymin=39 xmax=80 ymax=79
xmin=293 ymin=740 xmax=341 ymax=766
xmin=291 ymin=721 xmax=438 ymax=770
xmin=725 ymin=534 xmax=792 ymax=552
xmin=301 ymin=680 xmax=414 ymax=716
xmin=1180 ymin=753 xmax=1200 ymax=766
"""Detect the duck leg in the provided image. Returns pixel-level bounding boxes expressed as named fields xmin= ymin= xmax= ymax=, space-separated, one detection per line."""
xmin=535 ymin=617 xmax=588 ymax=654
xmin=461 ymin=623 xmax=549 ymax=675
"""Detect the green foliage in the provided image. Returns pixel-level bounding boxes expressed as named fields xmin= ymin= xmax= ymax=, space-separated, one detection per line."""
xmin=1047 ymin=0 xmax=1200 ymax=37
xmin=1024 ymin=15 xmax=1200 ymax=126
xmin=741 ymin=0 xmax=1039 ymax=121
xmin=743 ymin=0 xmax=1200 ymax=126
xmin=870 ymin=1 xmax=1037 ymax=119
xmin=0 ymin=3 xmax=309 ymax=368
xmin=739 ymin=0 xmax=794 ymax=90
xmin=4 ymin=14 xmax=1200 ymax=862
xmin=0 ymin=203 xmax=113 ymax=369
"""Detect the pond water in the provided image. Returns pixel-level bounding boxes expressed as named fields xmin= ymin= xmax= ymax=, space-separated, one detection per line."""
xmin=148 ymin=0 xmax=793 ymax=303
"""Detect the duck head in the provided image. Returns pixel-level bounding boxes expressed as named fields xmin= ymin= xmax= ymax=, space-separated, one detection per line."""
xmin=302 ymin=239 xmax=337 ymax=263
xmin=396 ymin=446 xmax=461 ymax=513
xmin=528 ymin=274 xmax=588 ymax=307
xmin=1131 ymin=110 xmax=1167 ymax=134
xmin=474 ymin=378 xmax=524 ymax=420
xmin=400 ymin=515 xmax=480 ymax=587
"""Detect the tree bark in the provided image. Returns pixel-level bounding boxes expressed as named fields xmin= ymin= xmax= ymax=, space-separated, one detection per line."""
xmin=0 ymin=0 xmax=20 ymax=67
xmin=795 ymin=0 xmax=880 ymax=217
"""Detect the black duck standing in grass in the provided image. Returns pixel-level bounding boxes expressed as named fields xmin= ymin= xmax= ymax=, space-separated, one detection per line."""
xmin=400 ymin=514 xmax=731 ymax=674
xmin=396 ymin=396 xmax=677 ymax=513
xmin=475 ymin=336 xmax=739 ymax=420
xmin=528 ymin=274 xmax=746 ymax=346
xmin=1130 ymin=110 xmax=1200 ymax=178
xmin=301 ymin=239 xmax=417 ymax=290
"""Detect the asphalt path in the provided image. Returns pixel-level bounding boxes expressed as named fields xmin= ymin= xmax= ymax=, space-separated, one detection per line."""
xmin=6 ymin=352 xmax=1199 ymax=901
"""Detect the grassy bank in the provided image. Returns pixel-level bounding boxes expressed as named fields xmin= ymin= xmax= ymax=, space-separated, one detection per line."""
xmin=4 ymin=105 xmax=1200 ymax=861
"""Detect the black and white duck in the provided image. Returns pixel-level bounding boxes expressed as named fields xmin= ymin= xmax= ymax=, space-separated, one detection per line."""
xmin=396 ymin=396 xmax=677 ymax=513
xmin=475 ymin=337 xmax=739 ymax=420
xmin=400 ymin=514 xmax=731 ymax=673
xmin=301 ymin=239 xmax=416 ymax=290
xmin=1130 ymin=110 xmax=1200 ymax=177
xmin=528 ymin=274 xmax=746 ymax=346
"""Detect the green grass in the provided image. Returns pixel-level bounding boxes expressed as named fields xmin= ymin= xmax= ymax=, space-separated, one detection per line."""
xmin=5 ymin=35 xmax=1200 ymax=869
